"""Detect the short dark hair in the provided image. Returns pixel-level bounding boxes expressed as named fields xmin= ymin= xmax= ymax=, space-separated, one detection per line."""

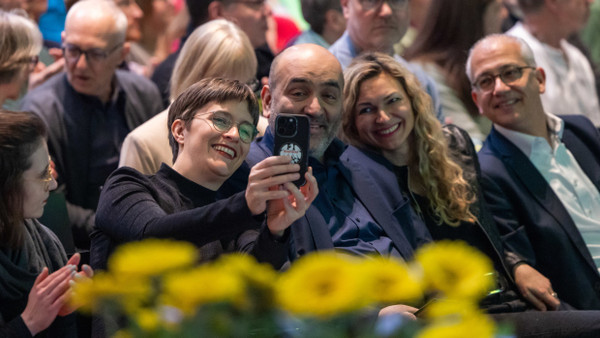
xmin=0 ymin=110 xmax=47 ymax=248
xmin=167 ymin=77 xmax=259 ymax=162
xmin=301 ymin=0 xmax=342 ymax=35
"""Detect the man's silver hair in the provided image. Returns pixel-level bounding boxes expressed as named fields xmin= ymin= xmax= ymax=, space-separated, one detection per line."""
xmin=465 ymin=34 xmax=537 ymax=83
xmin=65 ymin=0 xmax=128 ymax=43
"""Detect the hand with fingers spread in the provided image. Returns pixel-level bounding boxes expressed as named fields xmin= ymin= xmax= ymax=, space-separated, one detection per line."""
xmin=57 ymin=253 xmax=95 ymax=317
xmin=245 ymin=156 xmax=319 ymax=236
xmin=20 ymin=264 xmax=77 ymax=336
xmin=514 ymin=263 xmax=560 ymax=311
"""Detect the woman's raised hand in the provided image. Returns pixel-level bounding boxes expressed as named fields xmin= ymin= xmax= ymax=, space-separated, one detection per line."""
xmin=245 ymin=156 xmax=319 ymax=236
xmin=266 ymin=167 xmax=318 ymax=236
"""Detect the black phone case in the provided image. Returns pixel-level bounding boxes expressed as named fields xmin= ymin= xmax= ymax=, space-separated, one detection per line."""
xmin=273 ymin=114 xmax=310 ymax=187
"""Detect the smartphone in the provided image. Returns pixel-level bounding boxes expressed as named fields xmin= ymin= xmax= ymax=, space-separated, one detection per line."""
xmin=273 ymin=114 xmax=310 ymax=187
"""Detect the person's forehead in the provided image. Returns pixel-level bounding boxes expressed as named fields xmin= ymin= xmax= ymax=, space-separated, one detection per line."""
xmin=472 ymin=40 xmax=524 ymax=74
xmin=64 ymin=16 xmax=117 ymax=46
xmin=276 ymin=59 xmax=342 ymax=88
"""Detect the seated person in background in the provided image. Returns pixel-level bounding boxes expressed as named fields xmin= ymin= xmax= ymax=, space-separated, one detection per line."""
xmin=404 ymin=0 xmax=508 ymax=148
xmin=0 ymin=10 xmax=41 ymax=108
xmin=91 ymin=78 xmax=318 ymax=270
xmin=20 ymin=0 xmax=163 ymax=249
xmin=468 ymin=34 xmax=600 ymax=310
xmin=134 ymin=0 xmax=176 ymax=69
xmin=507 ymin=0 xmax=600 ymax=128
xmin=119 ymin=19 xmax=264 ymax=175
xmin=0 ymin=7 xmax=64 ymax=111
xmin=328 ymin=0 xmax=444 ymax=121
xmin=288 ymin=0 xmax=346 ymax=48
xmin=0 ymin=110 xmax=92 ymax=337
xmin=340 ymin=51 xmax=600 ymax=336
xmin=152 ymin=0 xmax=273 ymax=108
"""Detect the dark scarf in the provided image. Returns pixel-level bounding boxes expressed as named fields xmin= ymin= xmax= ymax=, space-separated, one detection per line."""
xmin=0 ymin=219 xmax=67 ymax=324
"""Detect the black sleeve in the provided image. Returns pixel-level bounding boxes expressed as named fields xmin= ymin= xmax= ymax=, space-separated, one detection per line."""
xmin=95 ymin=170 xmax=263 ymax=248
xmin=237 ymin=226 xmax=290 ymax=270
xmin=0 ymin=316 xmax=33 ymax=338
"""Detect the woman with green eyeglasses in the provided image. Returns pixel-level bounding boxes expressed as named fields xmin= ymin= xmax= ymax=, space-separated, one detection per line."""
xmin=91 ymin=77 xmax=318 ymax=271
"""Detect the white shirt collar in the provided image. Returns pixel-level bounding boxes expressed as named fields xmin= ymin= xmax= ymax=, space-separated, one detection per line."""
xmin=494 ymin=113 xmax=564 ymax=157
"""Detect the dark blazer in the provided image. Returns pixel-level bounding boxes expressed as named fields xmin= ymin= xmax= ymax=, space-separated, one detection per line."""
xmin=478 ymin=115 xmax=600 ymax=310
xmin=241 ymin=129 xmax=429 ymax=261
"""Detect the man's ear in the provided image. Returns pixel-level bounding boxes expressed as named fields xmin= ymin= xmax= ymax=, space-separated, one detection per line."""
xmin=535 ymin=67 xmax=546 ymax=94
xmin=340 ymin=0 xmax=350 ymax=19
xmin=171 ymin=119 xmax=186 ymax=146
xmin=208 ymin=0 xmax=225 ymax=20
xmin=61 ymin=31 xmax=66 ymax=44
xmin=261 ymin=85 xmax=272 ymax=118
xmin=471 ymin=90 xmax=484 ymax=115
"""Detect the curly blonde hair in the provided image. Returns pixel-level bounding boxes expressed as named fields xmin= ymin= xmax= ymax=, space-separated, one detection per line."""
xmin=342 ymin=52 xmax=475 ymax=226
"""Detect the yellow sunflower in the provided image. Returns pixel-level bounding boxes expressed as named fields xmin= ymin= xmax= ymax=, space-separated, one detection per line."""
xmin=69 ymin=271 xmax=150 ymax=313
xmin=276 ymin=251 xmax=367 ymax=318
xmin=360 ymin=256 xmax=423 ymax=305
xmin=108 ymin=239 xmax=198 ymax=278
xmin=161 ymin=264 xmax=246 ymax=315
xmin=414 ymin=241 xmax=494 ymax=300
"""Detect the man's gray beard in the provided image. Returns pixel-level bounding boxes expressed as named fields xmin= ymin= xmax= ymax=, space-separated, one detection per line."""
xmin=309 ymin=118 xmax=341 ymax=161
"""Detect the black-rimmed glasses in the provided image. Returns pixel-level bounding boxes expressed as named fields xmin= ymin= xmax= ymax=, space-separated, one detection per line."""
xmin=358 ymin=0 xmax=408 ymax=11
xmin=472 ymin=66 xmax=536 ymax=92
xmin=62 ymin=43 xmax=122 ymax=65
xmin=195 ymin=110 xmax=258 ymax=144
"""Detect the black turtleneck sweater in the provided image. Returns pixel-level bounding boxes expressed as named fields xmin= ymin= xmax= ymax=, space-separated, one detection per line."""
xmin=91 ymin=164 xmax=289 ymax=270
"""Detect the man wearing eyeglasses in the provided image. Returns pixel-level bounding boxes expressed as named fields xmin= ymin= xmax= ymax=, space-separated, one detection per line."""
xmin=469 ymin=34 xmax=600 ymax=311
xmin=328 ymin=0 xmax=443 ymax=122
xmin=20 ymin=0 xmax=162 ymax=250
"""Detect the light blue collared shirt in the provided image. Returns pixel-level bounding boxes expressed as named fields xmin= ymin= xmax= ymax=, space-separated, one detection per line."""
xmin=495 ymin=114 xmax=600 ymax=272
xmin=290 ymin=29 xmax=330 ymax=49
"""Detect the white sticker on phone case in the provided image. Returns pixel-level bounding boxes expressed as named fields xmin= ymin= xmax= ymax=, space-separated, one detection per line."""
xmin=279 ymin=142 xmax=303 ymax=164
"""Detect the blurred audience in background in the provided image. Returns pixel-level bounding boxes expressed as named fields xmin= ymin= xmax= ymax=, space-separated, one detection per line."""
xmin=405 ymin=0 xmax=508 ymax=148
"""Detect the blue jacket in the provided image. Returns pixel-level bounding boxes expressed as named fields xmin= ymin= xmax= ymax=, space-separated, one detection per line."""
xmin=478 ymin=115 xmax=600 ymax=310
xmin=239 ymin=129 xmax=429 ymax=261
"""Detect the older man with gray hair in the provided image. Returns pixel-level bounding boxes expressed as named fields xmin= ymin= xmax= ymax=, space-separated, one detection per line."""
xmin=469 ymin=33 xmax=600 ymax=311
xmin=21 ymin=0 xmax=162 ymax=250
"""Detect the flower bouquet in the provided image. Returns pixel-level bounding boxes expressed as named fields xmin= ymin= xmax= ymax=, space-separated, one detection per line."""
xmin=71 ymin=239 xmax=507 ymax=337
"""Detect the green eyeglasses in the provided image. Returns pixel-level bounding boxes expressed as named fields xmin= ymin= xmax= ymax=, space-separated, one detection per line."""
xmin=195 ymin=110 xmax=258 ymax=144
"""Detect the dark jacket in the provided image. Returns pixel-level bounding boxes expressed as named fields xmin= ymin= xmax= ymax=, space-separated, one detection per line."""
xmin=21 ymin=71 xmax=162 ymax=249
xmin=478 ymin=115 xmax=600 ymax=310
